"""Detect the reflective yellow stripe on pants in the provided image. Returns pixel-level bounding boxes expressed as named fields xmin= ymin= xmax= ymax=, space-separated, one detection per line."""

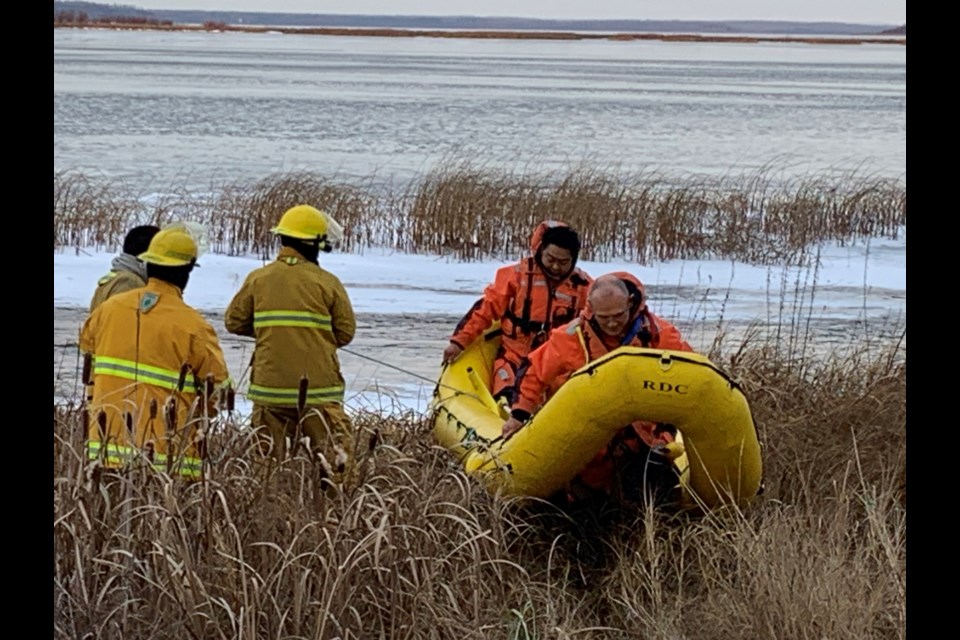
xmin=87 ymin=441 xmax=202 ymax=479
xmin=247 ymin=383 xmax=344 ymax=405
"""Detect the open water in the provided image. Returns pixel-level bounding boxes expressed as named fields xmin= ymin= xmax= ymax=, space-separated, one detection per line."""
xmin=54 ymin=28 xmax=906 ymax=192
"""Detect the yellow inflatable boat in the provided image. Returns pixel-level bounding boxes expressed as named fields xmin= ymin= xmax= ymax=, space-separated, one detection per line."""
xmin=432 ymin=327 xmax=763 ymax=511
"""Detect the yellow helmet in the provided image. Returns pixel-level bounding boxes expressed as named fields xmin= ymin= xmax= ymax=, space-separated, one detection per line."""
xmin=162 ymin=221 xmax=209 ymax=257
xmin=138 ymin=228 xmax=198 ymax=267
xmin=271 ymin=205 xmax=328 ymax=241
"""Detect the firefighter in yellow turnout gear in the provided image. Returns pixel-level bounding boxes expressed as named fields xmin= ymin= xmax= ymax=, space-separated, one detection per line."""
xmin=80 ymin=227 xmax=231 ymax=480
xmin=89 ymin=225 xmax=160 ymax=312
xmin=225 ymin=205 xmax=357 ymax=468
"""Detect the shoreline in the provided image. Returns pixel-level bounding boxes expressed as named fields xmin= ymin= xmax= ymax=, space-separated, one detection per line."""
xmin=53 ymin=23 xmax=906 ymax=46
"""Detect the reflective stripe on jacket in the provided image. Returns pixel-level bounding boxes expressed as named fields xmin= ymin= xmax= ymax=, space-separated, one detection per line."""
xmin=224 ymin=246 xmax=356 ymax=407
xmin=92 ymin=355 xmax=199 ymax=393
xmin=80 ymin=279 xmax=231 ymax=479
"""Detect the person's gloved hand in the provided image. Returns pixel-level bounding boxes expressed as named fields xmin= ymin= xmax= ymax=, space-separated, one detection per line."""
xmin=442 ymin=342 xmax=464 ymax=364
xmin=652 ymin=441 xmax=685 ymax=461
xmin=502 ymin=417 xmax=523 ymax=438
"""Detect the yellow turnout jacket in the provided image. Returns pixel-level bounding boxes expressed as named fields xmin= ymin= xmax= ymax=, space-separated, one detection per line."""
xmin=80 ymin=279 xmax=231 ymax=479
xmin=225 ymin=247 xmax=356 ymax=408
xmin=89 ymin=268 xmax=146 ymax=312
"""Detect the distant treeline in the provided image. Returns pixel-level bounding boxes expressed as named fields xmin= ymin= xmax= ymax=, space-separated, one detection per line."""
xmin=52 ymin=1 xmax=903 ymax=36
xmin=54 ymin=9 xmax=172 ymax=27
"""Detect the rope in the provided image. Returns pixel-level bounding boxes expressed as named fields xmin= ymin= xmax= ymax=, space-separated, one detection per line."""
xmin=341 ymin=347 xmax=438 ymax=384
xmin=340 ymin=347 xmax=486 ymax=403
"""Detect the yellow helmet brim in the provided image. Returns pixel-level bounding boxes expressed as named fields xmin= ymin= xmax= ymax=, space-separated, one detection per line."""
xmin=137 ymin=251 xmax=199 ymax=267
xmin=270 ymin=225 xmax=321 ymax=240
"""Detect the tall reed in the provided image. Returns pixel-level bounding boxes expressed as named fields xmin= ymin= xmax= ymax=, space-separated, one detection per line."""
xmin=54 ymin=332 xmax=906 ymax=639
xmin=53 ymin=164 xmax=906 ymax=265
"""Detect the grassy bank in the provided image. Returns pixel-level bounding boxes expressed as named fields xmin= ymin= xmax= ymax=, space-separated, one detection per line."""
xmin=53 ymin=160 xmax=907 ymax=637
xmin=53 ymin=335 xmax=905 ymax=639
xmin=53 ymin=165 xmax=906 ymax=265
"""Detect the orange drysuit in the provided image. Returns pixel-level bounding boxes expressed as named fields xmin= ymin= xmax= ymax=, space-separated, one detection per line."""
xmin=80 ymin=279 xmax=231 ymax=479
xmin=449 ymin=221 xmax=592 ymax=402
xmin=511 ymin=272 xmax=693 ymax=494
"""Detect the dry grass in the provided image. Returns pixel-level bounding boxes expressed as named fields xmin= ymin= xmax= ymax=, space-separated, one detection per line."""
xmin=53 ymin=162 xmax=905 ymax=637
xmin=53 ymin=165 xmax=905 ymax=265
xmin=54 ymin=170 xmax=144 ymax=252
xmin=54 ymin=332 xmax=905 ymax=639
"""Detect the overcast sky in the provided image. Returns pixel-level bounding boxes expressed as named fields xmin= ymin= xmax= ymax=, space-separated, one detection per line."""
xmin=118 ymin=1 xmax=906 ymax=24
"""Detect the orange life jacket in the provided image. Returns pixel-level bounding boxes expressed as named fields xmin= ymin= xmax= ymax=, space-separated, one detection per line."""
xmin=450 ymin=220 xmax=591 ymax=362
xmin=577 ymin=270 xmax=691 ymax=358
xmin=514 ymin=271 xmax=692 ymax=413
xmin=498 ymin=254 xmax=591 ymax=359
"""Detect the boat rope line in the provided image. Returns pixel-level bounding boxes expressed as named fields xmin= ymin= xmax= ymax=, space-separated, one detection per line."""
xmin=340 ymin=347 xmax=485 ymax=402
xmin=573 ymin=349 xmax=745 ymax=392
xmin=341 ymin=347 xmax=440 ymax=385
xmin=571 ymin=348 xmax=762 ymax=444
xmin=433 ymin=402 xmax=505 ymax=453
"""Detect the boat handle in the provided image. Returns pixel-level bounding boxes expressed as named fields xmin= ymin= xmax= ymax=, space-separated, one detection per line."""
xmin=659 ymin=353 xmax=674 ymax=371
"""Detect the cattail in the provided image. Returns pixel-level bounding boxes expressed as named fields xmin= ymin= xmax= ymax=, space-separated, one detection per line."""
xmin=164 ymin=396 xmax=177 ymax=458
xmin=164 ymin=400 xmax=178 ymax=474
xmin=177 ymin=364 xmax=189 ymax=392
xmin=196 ymin=426 xmax=208 ymax=461
xmin=96 ymin=410 xmax=107 ymax=442
xmin=80 ymin=404 xmax=89 ymax=439
xmin=204 ymin=373 xmax=215 ymax=398
xmin=297 ymin=376 xmax=308 ymax=414
xmin=81 ymin=353 xmax=92 ymax=385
